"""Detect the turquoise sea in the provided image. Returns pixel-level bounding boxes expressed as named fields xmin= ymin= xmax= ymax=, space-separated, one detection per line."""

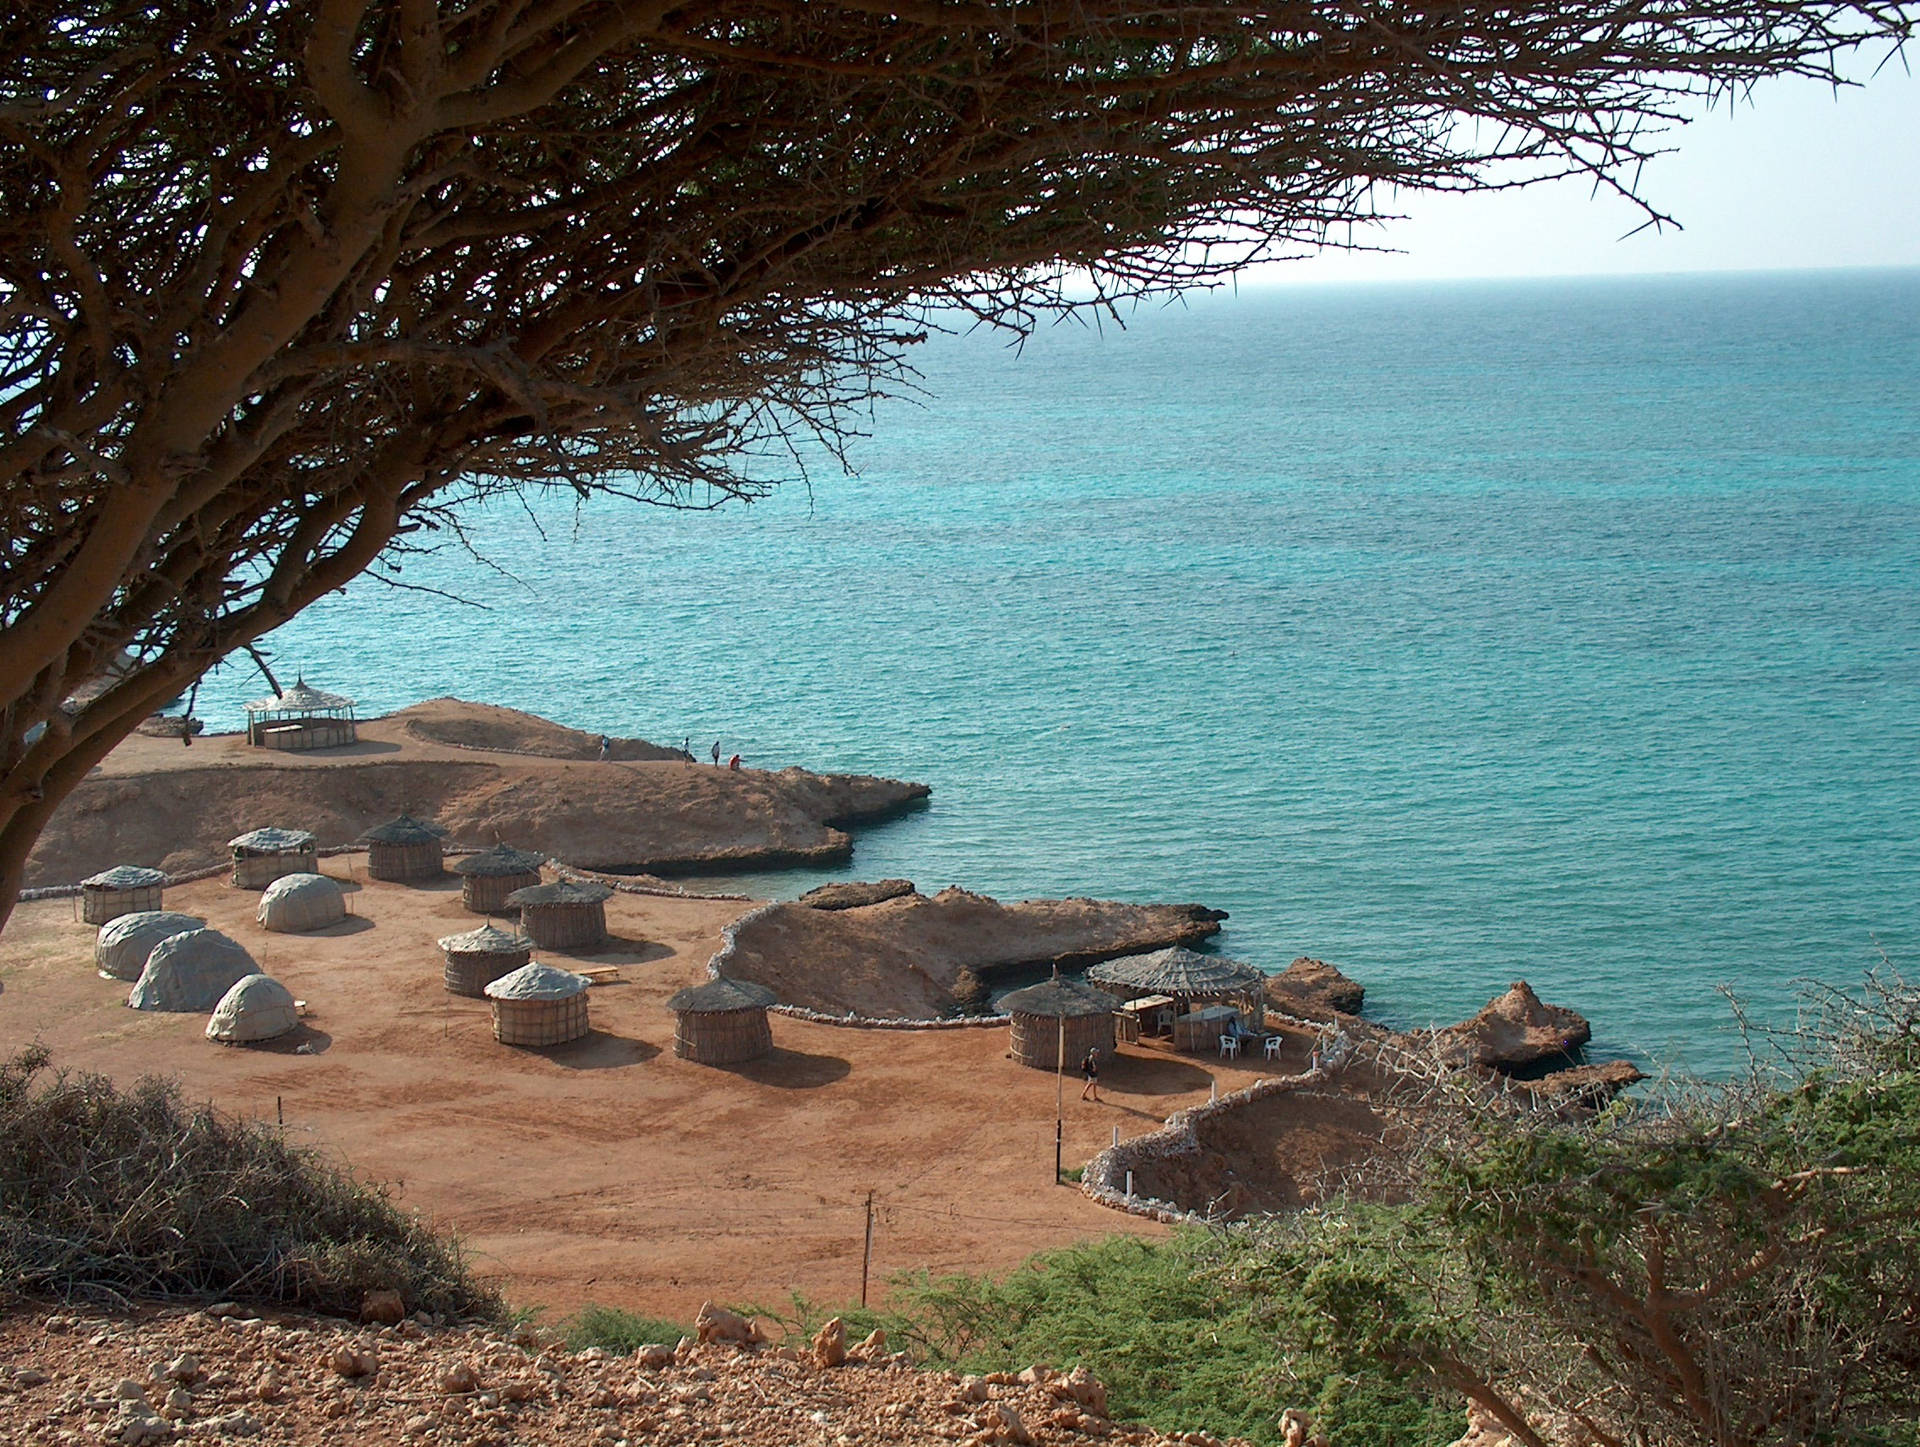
xmin=193 ymin=269 xmax=1920 ymax=1074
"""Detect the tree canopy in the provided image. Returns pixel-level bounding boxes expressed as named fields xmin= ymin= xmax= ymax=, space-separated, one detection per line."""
xmin=1 ymin=0 xmax=1912 ymax=920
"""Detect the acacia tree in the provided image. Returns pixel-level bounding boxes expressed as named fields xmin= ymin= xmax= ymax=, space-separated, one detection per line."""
xmin=0 ymin=0 xmax=1912 ymax=924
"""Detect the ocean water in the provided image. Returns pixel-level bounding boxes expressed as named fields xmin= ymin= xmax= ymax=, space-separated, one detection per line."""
xmin=190 ymin=269 xmax=1920 ymax=1074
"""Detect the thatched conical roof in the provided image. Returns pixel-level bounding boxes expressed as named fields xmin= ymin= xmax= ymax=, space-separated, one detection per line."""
xmin=228 ymin=826 xmax=316 ymax=853
xmin=451 ymin=844 xmax=547 ymax=877
xmin=1000 ymin=976 xmax=1121 ymax=1019
xmin=484 ymin=961 xmax=588 ymax=1001
xmin=437 ymin=922 xmax=530 ymax=956
xmin=1087 ymin=947 xmax=1262 ymax=996
xmin=668 ymin=978 xmax=778 ymax=1014
xmin=245 ymin=679 xmax=354 ymax=713
xmin=360 ymin=814 xmax=448 ymax=845
xmin=506 ymin=879 xmax=612 ymax=908
xmin=82 ymin=865 xmax=168 ymax=890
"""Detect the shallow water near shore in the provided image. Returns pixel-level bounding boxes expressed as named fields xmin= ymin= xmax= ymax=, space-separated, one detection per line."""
xmin=191 ymin=269 xmax=1920 ymax=1075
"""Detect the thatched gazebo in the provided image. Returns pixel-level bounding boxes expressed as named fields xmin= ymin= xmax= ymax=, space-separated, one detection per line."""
xmin=361 ymin=814 xmax=448 ymax=881
xmin=257 ymin=872 xmax=347 ymax=932
xmin=483 ymin=961 xmax=590 ymax=1047
xmin=206 ymin=974 xmax=300 ymax=1045
xmin=451 ymin=845 xmax=546 ymax=914
xmin=506 ymin=879 xmax=612 ymax=951
xmin=79 ymin=865 xmax=167 ymax=924
xmin=128 ymin=928 xmax=257 ymax=1012
xmin=244 ymin=678 xmax=357 ymax=750
xmin=229 ymin=827 xmax=319 ymax=889
xmin=95 ymin=910 xmax=205 ymax=982
xmin=666 ymin=978 xmax=778 ymax=1065
xmin=1087 ymin=947 xmax=1266 ymax=1035
xmin=1001 ymin=976 xmax=1121 ymax=1071
xmin=437 ymin=922 xmax=532 ymax=998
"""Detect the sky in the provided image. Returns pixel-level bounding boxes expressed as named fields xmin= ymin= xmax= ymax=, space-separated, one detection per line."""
xmin=1256 ymin=61 xmax=1920 ymax=283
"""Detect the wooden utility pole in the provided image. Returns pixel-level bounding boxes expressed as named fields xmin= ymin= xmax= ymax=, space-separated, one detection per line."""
xmin=860 ymin=1192 xmax=874 ymax=1306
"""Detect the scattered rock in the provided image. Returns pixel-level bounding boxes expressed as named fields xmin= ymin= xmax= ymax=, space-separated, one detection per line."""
xmin=846 ymin=1327 xmax=888 ymax=1364
xmin=986 ymin=1401 xmax=1034 ymax=1445
xmin=360 ymin=1290 xmax=406 ymax=1326
xmin=812 ymin=1317 xmax=848 ymax=1368
xmin=199 ymin=1409 xmax=262 ymax=1437
xmin=635 ymin=1343 xmax=674 ymax=1370
xmin=1052 ymin=1366 xmax=1107 ymax=1417
xmin=693 ymin=1301 xmax=757 ymax=1347
xmin=162 ymin=1385 xmax=192 ymax=1418
xmin=1264 ymin=957 xmax=1365 ymax=1017
xmin=437 ymin=1361 xmax=480 ymax=1394
xmin=252 ymin=1367 xmax=282 ymax=1403
xmin=12 ymin=1368 xmax=51 ymax=1387
xmin=162 ymin=1353 xmax=198 ymax=1383
xmin=324 ymin=1344 xmax=376 ymax=1378
xmin=955 ymin=1375 xmax=990 ymax=1403
xmin=1434 ymin=980 xmax=1592 ymax=1075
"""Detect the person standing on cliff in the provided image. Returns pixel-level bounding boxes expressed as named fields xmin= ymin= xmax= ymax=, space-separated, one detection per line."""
xmin=711 ymin=741 xmax=721 ymax=766
xmin=1080 ymin=1046 xmax=1101 ymax=1102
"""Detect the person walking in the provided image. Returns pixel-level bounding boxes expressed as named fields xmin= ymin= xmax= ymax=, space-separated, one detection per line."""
xmin=1080 ymin=1046 xmax=1101 ymax=1102
xmin=597 ymin=734 xmax=611 ymax=761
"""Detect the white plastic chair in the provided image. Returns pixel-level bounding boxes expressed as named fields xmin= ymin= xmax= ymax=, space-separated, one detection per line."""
xmin=1264 ymin=1035 xmax=1283 ymax=1061
xmin=1218 ymin=1033 xmax=1240 ymax=1059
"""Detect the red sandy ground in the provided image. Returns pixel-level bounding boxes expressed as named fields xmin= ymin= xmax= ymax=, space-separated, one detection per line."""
xmin=0 ymin=871 xmax=1321 ymax=1323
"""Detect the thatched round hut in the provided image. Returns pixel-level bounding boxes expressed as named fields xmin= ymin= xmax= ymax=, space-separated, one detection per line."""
xmin=128 ymin=928 xmax=256 ymax=1012
xmin=229 ymin=827 xmax=319 ymax=889
xmin=206 ymin=974 xmax=300 ymax=1045
xmin=483 ymin=961 xmax=590 ymax=1047
xmin=437 ymin=922 xmax=532 ymax=998
xmin=1001 ymin=976 xmax=1120 ymax=1070
xmin=1087 ymin=947 xmax=1266 ymax=1032
xmin=666 ymin=978 xmax=778 ymax=1065
xmin=361 ymin=814 xmax=448 ymax=881
xmin=257 ymin=872 xmax=347 ymax=932
xmin=506 ymin=879 xmax=612 ymax=951
xmin=80 ymin=865 xmax=167 ymax=925
xmin=451 ymin=845 xmax=546 ymax=914
xmin=244 ymin=678 xmax=357 ymax=750
xmin=95 ymin=910 xmax=205 ymax=982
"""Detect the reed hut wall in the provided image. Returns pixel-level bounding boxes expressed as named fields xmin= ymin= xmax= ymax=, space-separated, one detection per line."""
xmin=673 ymin=1006 xmax=773 ymax=1065
xmin=518 ymin=900 xmax=608 ymax=951
xmin=367 ymin=838 xmax=444 ymax=881
xmin=1009 ymin=1010 xmax=1115 ymax=1071
xmin=490 ymin=994 xmax=590 ymax=1047
xmin=443 ymin=944 xmax=531 ymax=998
xmin=461 ymin=870 xmax=541 ymax=914
xmin=81 ymin=882 xmax=164 ymax=925
xmin=232 ymin=846 xmax=319 ymax=889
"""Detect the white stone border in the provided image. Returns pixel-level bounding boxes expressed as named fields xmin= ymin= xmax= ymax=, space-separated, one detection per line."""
xmin=1079 ymin=1030 xmax=1355 ymax=1225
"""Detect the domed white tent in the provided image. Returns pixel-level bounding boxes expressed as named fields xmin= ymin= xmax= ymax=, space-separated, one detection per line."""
xmin=256 ymin=872 xmax=347 ymax=932
xmin=129 ymin=928 xmax=257 ymax=1012
xmin=95 ymin=910 xmax=206 ymax=982
xmin=206 ymin=974 xmax=300 ymax=1044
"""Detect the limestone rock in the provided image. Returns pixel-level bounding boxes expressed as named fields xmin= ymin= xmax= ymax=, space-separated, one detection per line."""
xmin=437 ymin=1361 xmax=480 ymax=1394
xmin=796 ymin=879 xmax=917 ymax=911
xmin=1264 ymin=957 xmax=1365 ymax=1017
xmin=812 ymin=1317 xmax=848 ymax=1368
xmin=162 ymin=1353 xmax=198 ymax=1383
xmin=846 ymin=1327 xmax=888 ymax=1363
xmin=1517 ymin=1058 xmax=1646 ymax=1113
xmin=693 ymin=1301 xmax=757 ymax=1346
xmin=1434 ymin=980 xmax=1591 ymax=1074
xmin=1055 ymin=1366 xmax=1107 ymax=1417
xmin=986 ymin=1401 xmax=1033 ymax=1445
xmin=635 ymin=1343 xmax=674 ymax=1369
xmin=324 ymin=1344 xmax=376 ymax=1378
xmin=360 ymin=1290 xmax=406 ymax=1326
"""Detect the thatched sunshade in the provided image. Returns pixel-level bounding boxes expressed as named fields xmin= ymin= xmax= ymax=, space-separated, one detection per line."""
xmin=244 ymin=678 xmax=357 ymax=750
xmin=1001 ymin=976 xmax=1121 ymax=1071
xmin=206 ymin=974 xmax=300 ymax=1044
xmin=451 ymin=845 xmax=547 ymax=914
xmin=256 ymin=872 xmax=347 ymax=932
xmin=360 ymin=814 xmax=448 ymax=882
xmin=128 ymin=928 xmax=257 ymax=1012
xmin=483 ymin=961 xmax=590 ymax=1047
xmin=95 ymin=910 xmax=205 ymax=981
xmin=79 ymin=865 xmax=167 ymax=925
xmin=437 ymin=922 xmax=532 ymax=998
xmin=506 ymin=879 xmax=612 ymax=951
xmin=228 ymin=827 xmax=319 ymax=889
xmin=666 ymin=978 xmax=779 ymax=1065
xmin=1087 ymin=947 xmax=1266 ymax=1035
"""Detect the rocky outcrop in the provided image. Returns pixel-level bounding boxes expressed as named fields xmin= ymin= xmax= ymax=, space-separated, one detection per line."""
xmin=1434 ymin=981 xmax=1591 ymax=1076
xmin=1515 ymin=1058 xmax=1645 ymax=1113
xmin=796 ymin=879 xmax=918 ymax=911
xmin=715 ymin=886 xmax=1226 ymax=1019
xmin=1264 ymin=956 xmax=1364 ymax=1018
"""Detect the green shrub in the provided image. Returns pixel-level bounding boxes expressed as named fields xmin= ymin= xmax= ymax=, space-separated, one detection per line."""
xmin=561 ymin=1304 xmax=693 ymax=1354
xmin=0 ymin=1045 xmax=502 ymax=1321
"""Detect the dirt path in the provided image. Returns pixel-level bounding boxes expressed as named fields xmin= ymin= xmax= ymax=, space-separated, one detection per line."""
xmin=0 ymin=871 xmax=1307 ymax=1321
